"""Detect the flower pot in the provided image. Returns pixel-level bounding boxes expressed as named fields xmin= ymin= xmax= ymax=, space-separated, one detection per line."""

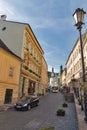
xmin=40 ymin=126 xmax=55 ymax=130
xmin=57 ymin=109 xmax=65 ymax=116
xmin=62 ymin=102 xmax=68 ymax=107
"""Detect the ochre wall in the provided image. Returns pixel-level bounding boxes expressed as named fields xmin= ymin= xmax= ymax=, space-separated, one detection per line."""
xmin=0 ymin=49 xmax=21 ymax=105
xmin=41 ymin=57 xmax=48 ymax=94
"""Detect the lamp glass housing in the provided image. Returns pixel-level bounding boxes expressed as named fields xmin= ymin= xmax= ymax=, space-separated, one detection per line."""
xmin=73 ymin=8 xmax=86 ymax=24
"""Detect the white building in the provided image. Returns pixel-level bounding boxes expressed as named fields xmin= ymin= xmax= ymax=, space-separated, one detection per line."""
xmin=50 ymin=68 xmax=60 ymax=87
xmin=66 ymin=30 xmax=87 ymax=88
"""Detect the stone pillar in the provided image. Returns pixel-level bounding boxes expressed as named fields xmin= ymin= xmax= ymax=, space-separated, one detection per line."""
xmin=28 ymin=80 xmax=30 ymax=94
xmin=19 ymin=76 xmax=23 ymax=98
xmin=24 ymin=78 xmax=29 ymax=96
xmin=35 ymin=82 xmax=39 ymax=95
xmin=38 ymin=83 xmax=42 ymax=95
xmin=41 ymin=84 xmax=44 ymax=95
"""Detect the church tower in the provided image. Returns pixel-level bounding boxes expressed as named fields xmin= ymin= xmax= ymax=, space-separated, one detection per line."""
xmin=51 ymin=67 xmax=55 ymax=77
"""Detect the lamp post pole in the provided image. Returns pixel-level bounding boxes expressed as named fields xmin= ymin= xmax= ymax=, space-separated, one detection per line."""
xmin=78 ymin=24 xmax=85 ymax=111
xmin=79 ymin=27 xmax=86 ymax=83
xmin=73 ymin=8 xmax=87 ymax=122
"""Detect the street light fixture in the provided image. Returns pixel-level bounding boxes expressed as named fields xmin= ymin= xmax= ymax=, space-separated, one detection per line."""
xmin=73 ymin=8 xmax=87 ymax=122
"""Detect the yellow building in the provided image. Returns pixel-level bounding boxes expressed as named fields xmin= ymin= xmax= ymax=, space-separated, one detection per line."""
xmin=0 ymin=39 xmax=22 ymax=105
xmin=61 ymin=68 xmax=67 ymax=87
xmin=0 ymin=16 xmax=44 ymax=98
xmin=20 ymin=26 xmax=44 ymax=97
xmin=40 ymin=57 xmax=48 ymax=95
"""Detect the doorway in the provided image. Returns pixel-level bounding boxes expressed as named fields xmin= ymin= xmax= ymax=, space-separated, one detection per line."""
xmin=4 ymin=89 xmax=13 ymax=104
xmin=28 ymin=80 xmax=35 ymax=94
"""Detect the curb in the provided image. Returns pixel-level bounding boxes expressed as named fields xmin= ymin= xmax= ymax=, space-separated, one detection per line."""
xmin=0 ymin=107 xmax=8 ymax=112
xmin=0 ymin=105 xmax=14 ymax=113
xmin=74 ymin=95 xmax=87 ymax=130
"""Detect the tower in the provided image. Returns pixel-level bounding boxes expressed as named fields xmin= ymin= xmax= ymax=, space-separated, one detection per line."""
xmin=51 ymin=67 xmax=55 ymax=77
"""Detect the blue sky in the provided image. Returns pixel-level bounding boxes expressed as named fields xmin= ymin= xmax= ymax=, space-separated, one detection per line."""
xmin=0 ymin=0 xmax=87 ymax=72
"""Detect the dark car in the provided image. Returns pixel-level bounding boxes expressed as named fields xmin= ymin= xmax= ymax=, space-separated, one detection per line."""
xmin=14 ymin=96 xmax=39 ymax=111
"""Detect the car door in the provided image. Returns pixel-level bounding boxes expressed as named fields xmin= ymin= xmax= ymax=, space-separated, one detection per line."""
xmin=30 ymin=98 xmax=34 ymax=108
xmin=31 ymin=98 xmax=37 ymax=107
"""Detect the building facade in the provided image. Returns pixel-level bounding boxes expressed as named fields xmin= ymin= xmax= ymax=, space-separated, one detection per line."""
xmin=0 ymin=15 xmax=44 ymax=98
xmin=49 ymin=68 xmax=60 ymax=88
xmin=40 ymin=57 xmax=48 ymax=95
xmin=61 ymin=68 xmax=67 ymax=87
xmin=0 ymin=39 xmax=22 ymax=105
xmin=66 ymin=31 xmax=87 ymax=89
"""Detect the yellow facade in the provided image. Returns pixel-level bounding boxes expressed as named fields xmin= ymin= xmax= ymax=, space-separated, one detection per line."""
xmin=0 ymin=48 xmax=21 ymax=105
xmin=41 ymin=57 xmax=48 ymax=95
xmin=61 ymin=68 xmax=66 ymax=86
xmin=19 ymin=25 xmax=44 ymax=97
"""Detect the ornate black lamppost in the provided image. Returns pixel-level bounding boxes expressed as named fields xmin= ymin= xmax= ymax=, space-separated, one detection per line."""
xmin=73 ymin=8 xmax=87 ymax=122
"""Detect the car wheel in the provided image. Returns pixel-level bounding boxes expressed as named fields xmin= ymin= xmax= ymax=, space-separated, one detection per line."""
xmin=27 ymin=105 xmax=31 ymax=110
xmin=36 ymin=102 xmax=38 ymax=106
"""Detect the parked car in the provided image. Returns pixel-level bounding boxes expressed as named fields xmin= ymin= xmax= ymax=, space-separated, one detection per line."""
xmin=14 ymin=96 xmax=39 ymax=111
xmin=52 ymin=86 xmax=58 ymax=93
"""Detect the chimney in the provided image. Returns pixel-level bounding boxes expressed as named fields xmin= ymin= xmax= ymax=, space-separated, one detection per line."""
xmin=1 ymin=15 xmax=7 ymax=20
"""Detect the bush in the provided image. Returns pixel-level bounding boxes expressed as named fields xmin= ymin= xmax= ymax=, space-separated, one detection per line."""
xmin=62 ymin=102 xmax=68 ymax=107
xmin=40 ymin=126 xmax=55 ymax=130
xmin=57 ymin=109 xmax=65 ymax=116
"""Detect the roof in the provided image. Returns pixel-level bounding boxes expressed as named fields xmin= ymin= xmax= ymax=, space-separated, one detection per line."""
xmin=2 ymin=19 xmax=44 ymax=54
xmin=0 ymin=39 xmax=22 ymax=61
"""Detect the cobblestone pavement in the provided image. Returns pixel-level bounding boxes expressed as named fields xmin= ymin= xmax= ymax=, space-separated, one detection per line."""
xmin=0 ymin=92 xmax=79 ymax=130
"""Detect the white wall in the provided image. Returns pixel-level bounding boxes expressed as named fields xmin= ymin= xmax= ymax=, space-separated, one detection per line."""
xmin=0 ymin=19 xmax=25 ymax=58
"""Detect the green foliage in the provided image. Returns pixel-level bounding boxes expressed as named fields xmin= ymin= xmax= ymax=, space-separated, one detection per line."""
xmin=57 ymin=108 xmax=65 ymax=116
xmin=63 ymin=102 xmax=68 ymax=107
xmin=40 ymin=126 xmax=55 ymax=130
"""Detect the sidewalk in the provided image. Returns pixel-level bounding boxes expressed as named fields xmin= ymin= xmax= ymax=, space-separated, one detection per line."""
xmin=74 ymin=96 xmax=87 ymax=130
xmin=0 ymin=104 xmax=14 ymax=112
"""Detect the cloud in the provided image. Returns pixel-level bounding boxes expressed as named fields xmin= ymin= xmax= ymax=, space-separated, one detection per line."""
xmin=0 ymin=0 xmax=74 ymax=37
xmin=0 ymin=2 xmax=17 ymax=17
xmin=1 ymin=0 xmax=87 ymax=74
xmin=0 ymin=0 xmax=28 ymax=22
xmin=48 ymin=65 xmax=60 ymax=73
xmin=0 ymin=0 xmax=73 ymax=32
xmin=29 ymin=16 xmax=73 ymax=34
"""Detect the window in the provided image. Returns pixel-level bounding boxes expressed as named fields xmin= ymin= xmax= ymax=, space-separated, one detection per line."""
xmin=86 ymin=46 xmax=87 ymax=52
xmin=24 ymin=52 xmax=29 ymax=65
xmin=26 ymin=42 xmax=29 ymax=50
xmin=9 ymin=67 xmax=14 ymax=77
xmin=30 ymin=47 xmax=32 ymax=55
xmin=2 ymin=27 xmax=6 ymax=31
xmin=78 ymin=45 xmax=80 ymax=53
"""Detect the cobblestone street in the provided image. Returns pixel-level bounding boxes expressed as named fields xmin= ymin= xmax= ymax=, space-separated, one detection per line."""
xmin=0 ymin=92 xmax=79 ymax=130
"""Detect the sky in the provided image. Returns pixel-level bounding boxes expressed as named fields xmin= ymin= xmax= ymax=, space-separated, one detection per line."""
xmin=0 ymin=0 xmax=87 ymax=73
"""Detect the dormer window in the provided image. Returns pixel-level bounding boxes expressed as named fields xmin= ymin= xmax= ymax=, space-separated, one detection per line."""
xmin=2 ymin=27 xmax=6 ymax=31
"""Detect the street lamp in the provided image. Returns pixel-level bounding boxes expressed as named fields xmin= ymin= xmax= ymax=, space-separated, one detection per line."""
xmin=73 ymin=8 xmax=87 ymax=122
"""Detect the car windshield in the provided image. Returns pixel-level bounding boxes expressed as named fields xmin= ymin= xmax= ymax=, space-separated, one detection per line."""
xmin=52 ymin=87 xmax=58 ymax=90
